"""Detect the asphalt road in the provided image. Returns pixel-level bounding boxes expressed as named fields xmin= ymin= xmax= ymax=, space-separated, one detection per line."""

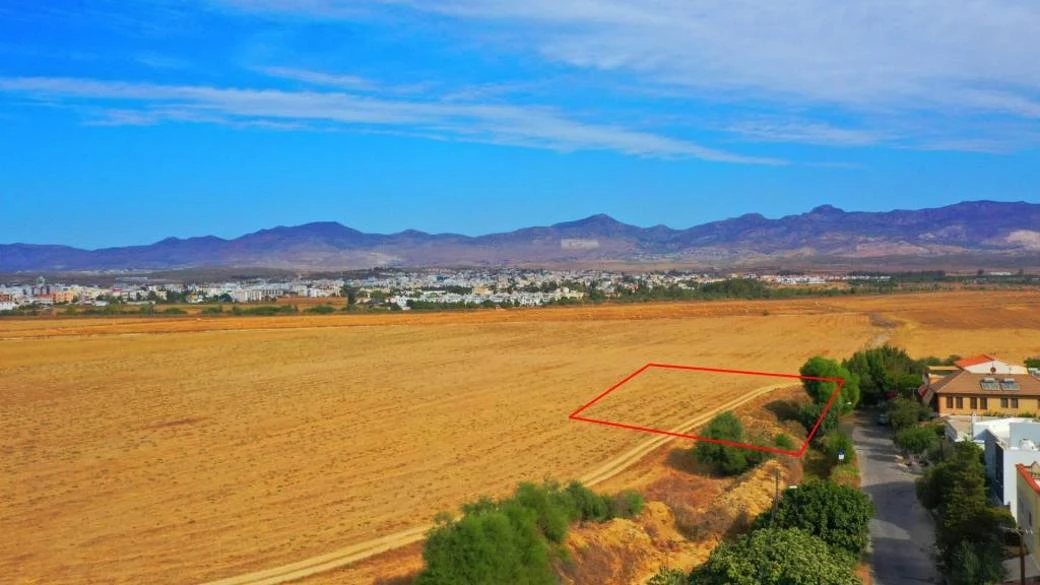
xmin=853 ymin=415 xmax=942 ymax=585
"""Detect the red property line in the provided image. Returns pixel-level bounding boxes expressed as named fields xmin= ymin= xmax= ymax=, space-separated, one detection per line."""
xmin=568 ymin=362 xmax=845 ymax=458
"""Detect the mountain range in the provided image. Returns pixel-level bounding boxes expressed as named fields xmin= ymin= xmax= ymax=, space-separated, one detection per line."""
xmin=3 ymin=201 xmax=1040 ymax=272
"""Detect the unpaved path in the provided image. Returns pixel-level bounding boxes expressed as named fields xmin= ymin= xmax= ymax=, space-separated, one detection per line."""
xmin=200 ymin=382 xmax=789 ymax=585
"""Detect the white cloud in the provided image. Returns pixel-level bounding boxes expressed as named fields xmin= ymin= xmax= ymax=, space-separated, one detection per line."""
xmin=0 ymin=76 xmax=780 ymax=163
xmin=726 ymin=119 xmax=893 ymax=147
xmin=258 ymin=66 xmax=374 ymax=90
xmin=215 ymin=0 xmax=1040 ymax=119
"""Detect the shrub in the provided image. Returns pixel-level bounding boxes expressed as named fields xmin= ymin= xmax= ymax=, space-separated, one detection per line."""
xmin=798 ymin=402 xmax=839 ymax=439
xmin=774 ymin=433 xmax=797 ymax=451
xmin=162 ymin=307 xmax=186 ymax=315
xmin=201 ymin=305 xmax=223 ymax=315
xmin=895 ymin=426 xmax=939 ymax=456
xmin=689 ymin=527 xmax=860 ymax=585
xmin=607 ymin=490 xmax=644 ymax=519
xmin=752 ymin=479 xmax=874 ymax=557
xmin=889 ymin=397 xmax=930 ymax=430
xmin=565 ymin=481 xmax=610 ymax=523
xmin=416 ymin=480 xmax=632 ymax=585
xmin=824 ymin=431 xmax=856 ymax=465
xmin=695 ymin=412 xmax=753 ymax=476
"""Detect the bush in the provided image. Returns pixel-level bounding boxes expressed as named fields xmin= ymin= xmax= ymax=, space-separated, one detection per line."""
xmin=162 ymin=307 xmax=186 ymax=315
xmin=798 ymin=402 xmax=839 ymax=439
xmin=895 ymin=426 xmax=939 ymax=456
xmin=689 ymin=527 xmax=860 ymax=585
xmin=775 ymin=432 xmax=797 ymax=451
xmin=888 ymin=396 xmax=931 ymax=430
xmin=752 ymin=479 xmax=874 ymax=557
xmin=201 ymin=305 xmax=223 ymax=315
xmin=607 ymin=490 xmax=644 ymax=519
xmin=823 ymin=431 xmax=856 ymax=466
xmin=564 ymin=481 xmax=610 ymax=523
xmin=695 ymin=412 xmax=754 ymax=476
xmin=416 ymin=504 xmax=554 ymax=585
xmin=417 ymin=480 xmax=632 ymax=585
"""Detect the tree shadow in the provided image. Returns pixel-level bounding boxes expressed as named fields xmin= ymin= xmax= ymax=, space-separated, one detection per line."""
xmin=665 ymin=443 xmax=698 ymax=470
xmin=764 ymin=399 xmax=800 ymax=422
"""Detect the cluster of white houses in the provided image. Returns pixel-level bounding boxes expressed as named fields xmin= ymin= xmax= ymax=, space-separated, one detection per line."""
xmin=924 ymin=355 xmax=1040 ymax=579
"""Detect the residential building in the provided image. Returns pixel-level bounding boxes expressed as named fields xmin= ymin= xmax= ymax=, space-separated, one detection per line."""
xmin=955 ymin=354 xmax=1029 ymax=375
xmin=1014 ymin=463 xmax=1040 ymax=581
xmin=944 ymin=414 xmax=1035 ymax=445
xmin=984 ymin=420 xmax=1040 ymax=515
xmin=919 ymin=356 xmax=1040 ymax=416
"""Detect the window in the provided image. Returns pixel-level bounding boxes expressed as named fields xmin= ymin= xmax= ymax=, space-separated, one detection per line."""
xmin=980 ymin=397 xmax=988 ymax=410
xmin=1001 ymin=397 xmax=1009 ymax=408
xmin=970 ymin=397 xmax=978 ymax=410
xmin=946 ymin=396 xmax=954 ymax=409
xmin=956 ymin=397 xmax=964 ymax=409
xmin=1012 ymin=398 xmax=1020 ymax=409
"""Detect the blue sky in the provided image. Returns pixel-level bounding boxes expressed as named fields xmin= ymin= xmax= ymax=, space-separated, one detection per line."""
xmin=2 ymin=1 xmax=1039 ymax=249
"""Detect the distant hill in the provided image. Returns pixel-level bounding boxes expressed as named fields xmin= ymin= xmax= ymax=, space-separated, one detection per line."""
xmin=3 ymin=201 xmax=1040 ymax=272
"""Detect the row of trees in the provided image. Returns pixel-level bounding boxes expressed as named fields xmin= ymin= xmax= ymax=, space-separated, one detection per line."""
xmin=414 ymin=480 xmax=643 ymax=585
xmin=916 ymin=442 xmax=1014 ymax=583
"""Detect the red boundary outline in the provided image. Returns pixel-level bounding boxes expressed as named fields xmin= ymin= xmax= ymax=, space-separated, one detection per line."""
xmin=568 ymin=363 xmax=845 ymax=457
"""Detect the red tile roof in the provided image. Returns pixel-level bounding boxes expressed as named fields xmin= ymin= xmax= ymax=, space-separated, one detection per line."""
xmin=955 ymin=354 xmax=999 ymax=369
xmin=929 ymin=370 xmax=1040 ymax=397
xmin=1018 ymin=463 xmax=1040 ymax=496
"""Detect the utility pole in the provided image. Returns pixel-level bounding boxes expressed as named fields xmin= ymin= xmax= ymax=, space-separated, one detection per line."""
xmin=773 ymin=467 xmax=780 ymax=519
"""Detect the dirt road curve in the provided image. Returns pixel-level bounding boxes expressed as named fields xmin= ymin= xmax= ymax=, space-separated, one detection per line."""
xmin=199 ymin=381 xmax=788 ymax=585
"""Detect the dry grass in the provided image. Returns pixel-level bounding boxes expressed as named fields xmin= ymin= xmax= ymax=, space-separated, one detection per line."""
xmin=1 ymin=291 xmax=1038 ymax=584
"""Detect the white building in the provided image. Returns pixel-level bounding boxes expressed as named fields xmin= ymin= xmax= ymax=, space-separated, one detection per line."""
xmin=945 ymin=414 xmax=1036 ymax=445
xmin=983 ymin=420 xmax=1040 ymax=517
xmin=955 ymin=354 xmax=1029 ymax=375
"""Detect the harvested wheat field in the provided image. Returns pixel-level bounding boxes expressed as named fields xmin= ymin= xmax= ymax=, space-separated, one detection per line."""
xmin=2 ymin=290 xmax=1038 ymax=584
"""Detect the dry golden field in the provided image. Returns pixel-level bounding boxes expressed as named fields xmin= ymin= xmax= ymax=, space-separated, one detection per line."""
xmin=2 ymin=290 xmax=1038 ymax=584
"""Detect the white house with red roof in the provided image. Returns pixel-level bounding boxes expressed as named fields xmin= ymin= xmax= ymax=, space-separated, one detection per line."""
xmin=954 ymin=354 xmax=1029 ymax=375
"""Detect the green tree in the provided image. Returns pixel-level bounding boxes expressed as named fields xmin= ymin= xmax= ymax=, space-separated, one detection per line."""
xmin=888 ymin=397 xmax=929 ymax=430
xmin=916 ymin=441 xmax=1013 ymax=577
xmin=689 ymin=528 xmax=861 ymax=585
xmin=695 ymin=412 xmax=752 ymax=476
xmin=895 ymin=426 xmax=939 ymax=456
xmin=752 ymin=480 xmax=874 ymax=556
xmin=800 ymin=356 xmax=861 ymax=413
xmin=947 ymin=540 xmax=1006 ymax=585
xmin=415 ymin=506 xmax=554 ymax=585
xmin=798 ymin=401 xmax=839 ymax=439
xmin=843 ymin=345 xmax=925 ymax=404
